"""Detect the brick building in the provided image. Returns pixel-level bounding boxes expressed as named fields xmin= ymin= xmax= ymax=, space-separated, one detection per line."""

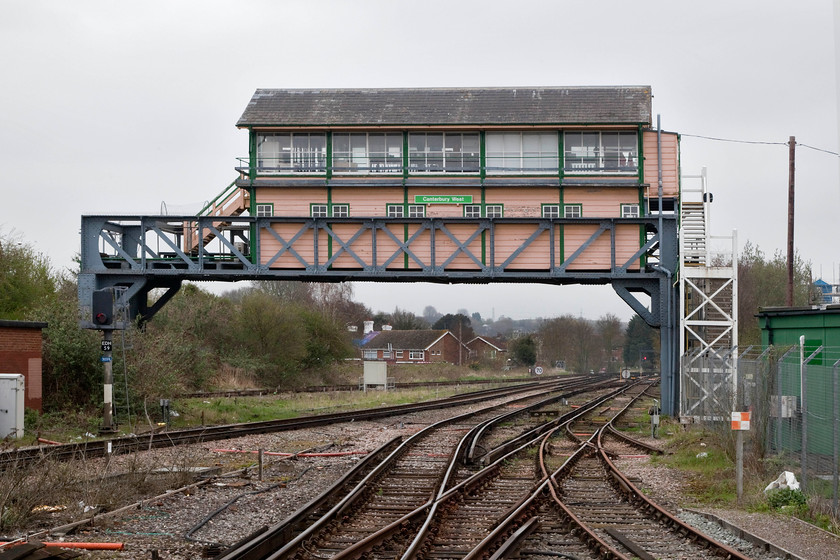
xmin=0 ymin=320 xmax=47 ymax=411
xmin=360 ymin=330 xmax=470 ymax=365
xmin=466 ymin=336 xmax=508 ymax=366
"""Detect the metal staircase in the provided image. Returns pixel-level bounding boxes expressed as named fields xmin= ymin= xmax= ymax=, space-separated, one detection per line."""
xmin=679 ymin=168 xmax=739 ymax=420
xmin=680 ymin=201 xmax=707 ymax=265
xmin=183 ymin=179 xmax=250 ymax=254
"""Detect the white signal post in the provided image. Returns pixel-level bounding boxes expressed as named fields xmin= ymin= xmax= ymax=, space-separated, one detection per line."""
xmin=732 ymin=411 xmax=751 ymax=504
xmin=101 ymin=331 xmax=116 ymax=433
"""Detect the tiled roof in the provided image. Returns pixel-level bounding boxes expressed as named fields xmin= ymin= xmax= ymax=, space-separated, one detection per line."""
xmin=236 ymin=87 xmax=652 ymax=127
xmin=467 ymin=336 xmax=507 ymax=351
xmin=360 ymin=329 xmax=451 ymax=350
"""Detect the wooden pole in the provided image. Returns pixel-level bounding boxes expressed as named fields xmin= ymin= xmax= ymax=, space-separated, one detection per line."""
xmin=787 ymin=136 xmax=796 ymax=306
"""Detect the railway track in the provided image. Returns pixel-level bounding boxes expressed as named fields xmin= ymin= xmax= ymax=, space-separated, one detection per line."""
xmin=179 ymin=376 xmax=564 ymax=399
xmin=215 ymin=379 xmax=762 ymax=560
xmin=214 ymin=381 xmax=627 ymax=560
xmin=465 ymin=383 xmax=756 ymax=560
xmin=0 ymin=378 xmax=586 ymax=471
xmin=213 ymin=379 xmax=620 ymax=560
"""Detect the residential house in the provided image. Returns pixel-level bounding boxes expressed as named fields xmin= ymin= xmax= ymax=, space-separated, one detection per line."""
xmin=466 ymin=336 xmax=508 ymax=366
xmin=360 ymin=329 xmax=469 ymax=365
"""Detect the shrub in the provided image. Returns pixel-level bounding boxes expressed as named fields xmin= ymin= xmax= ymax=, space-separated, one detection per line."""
xmin=766 ymin=488 xmax=807 ymax=513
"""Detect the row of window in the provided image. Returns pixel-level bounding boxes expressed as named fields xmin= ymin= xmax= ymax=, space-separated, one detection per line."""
xmin=255 ymin=203 xmax=641 ymax=218
xmin=254 ymin=131 xmax=638 ymax=175
xmin=363 ymin=350 xmax=426 ymax=360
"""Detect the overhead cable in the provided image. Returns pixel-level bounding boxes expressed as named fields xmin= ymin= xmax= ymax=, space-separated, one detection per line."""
xmin=682 ymin=133 xmax=839 ymax=157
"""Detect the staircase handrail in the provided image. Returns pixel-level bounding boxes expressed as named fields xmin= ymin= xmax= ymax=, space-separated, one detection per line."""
xmin=197 ymin=179 xmax=243 ymax=218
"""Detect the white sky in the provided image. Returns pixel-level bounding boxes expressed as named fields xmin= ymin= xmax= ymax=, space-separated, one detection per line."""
xmin=1 ymin=0 xmax=838 ymax=323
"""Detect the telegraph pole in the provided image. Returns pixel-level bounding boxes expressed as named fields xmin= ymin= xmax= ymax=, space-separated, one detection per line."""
xmin=787 ymin=136 xmax=796 ymax=307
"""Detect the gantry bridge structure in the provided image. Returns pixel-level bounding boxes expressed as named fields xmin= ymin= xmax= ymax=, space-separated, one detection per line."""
xmin=77 ymin=87 xmax=736 ymax=419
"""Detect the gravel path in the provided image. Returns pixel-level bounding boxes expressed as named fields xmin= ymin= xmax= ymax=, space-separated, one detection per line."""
xmin=5 ymin=397 xmax=839 ymax=560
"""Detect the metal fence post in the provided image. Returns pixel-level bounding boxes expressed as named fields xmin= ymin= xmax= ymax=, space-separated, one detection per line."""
xmin=800 ymin=343 xmax=824 ymax=493
xmin=801 ymin=345 xmax=807 ymax=492
xmin=834 ymin=358 xmax=839 ymax=516
xmin=777 ymin=348 xmax=783 ymax=454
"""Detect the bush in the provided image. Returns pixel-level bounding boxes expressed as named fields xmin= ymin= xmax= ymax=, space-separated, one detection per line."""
xmin=766 ymin=488 xmax=807 ymax=513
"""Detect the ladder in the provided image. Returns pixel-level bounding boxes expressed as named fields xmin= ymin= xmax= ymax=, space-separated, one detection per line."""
xmin=679 ymin=168 xmax=739 ymax=420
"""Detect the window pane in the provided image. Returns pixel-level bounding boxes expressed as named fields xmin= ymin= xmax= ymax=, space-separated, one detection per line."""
xmin=257 ymin=135 xmax=281 ymax=171
xmin=523 ymin=134 xmax=538 ymax=172
xmin=485 ymin=134 xmax=504 ymax=172
xmin=292 ymin=135 xmax=310 ymax=150
xmin=426 ymin=133 xmax=443 ymax=171
xmin=542 ymin=205 xmax=559 ymax=218
xmin=408 ymin=134 xmax=426 ymax=172
xmin=502 ymin=133 xmax=519 ymax=152
xmin=602 ymin=133 xmax=620 ymax=170
xmin=539 ymin=133 xmax=559 ymax=170
xmin=369 ymin=134 xmax=386 ymax=153
xmin=619 ymin=132 xmax=638 ymax=171
xmin=445 ymin=134 xmax=462 ymax=172
xmin=523 ymin=133 xmax=541 ymax=152
xmin=463 ymin=134 xmax=480 ymax=172
xmin=333 ymin=134 xmax=349 ymax=153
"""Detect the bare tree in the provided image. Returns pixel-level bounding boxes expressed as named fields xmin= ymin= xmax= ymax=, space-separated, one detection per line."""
xmin=596 ymin=313 xmax=624 ymax=373
xmin=390 ymin=307 xmax=429 ymax=330
xmin=423 ymin=305 xmax=442 ymax=325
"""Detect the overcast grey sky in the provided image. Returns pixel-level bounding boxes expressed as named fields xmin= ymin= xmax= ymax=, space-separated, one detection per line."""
xmin=1 ymin=0 xmax=838 ymax=323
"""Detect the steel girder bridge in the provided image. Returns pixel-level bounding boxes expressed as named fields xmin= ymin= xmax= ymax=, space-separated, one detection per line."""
xmin=78 ymin=213 xmax=680 ymax=413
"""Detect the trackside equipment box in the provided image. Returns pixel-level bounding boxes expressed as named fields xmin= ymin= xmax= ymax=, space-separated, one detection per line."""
xmin=0 ymin=374 xmax=25 ymax=439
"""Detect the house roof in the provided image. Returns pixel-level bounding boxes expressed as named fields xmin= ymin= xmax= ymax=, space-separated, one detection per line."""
xmin=360 ymin=329 xmax=451 ymax=351
xmin=0 ymin=320 xmax=48 ymax=329
xmin=467 ymin=336 xmax=507 ymax=352
xmin=236 ymin=86 xmax=652 ymax=128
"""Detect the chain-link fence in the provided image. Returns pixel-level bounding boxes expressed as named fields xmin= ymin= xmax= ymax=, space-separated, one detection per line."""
xmin=681 ymin=345 xmax=840 ymax=517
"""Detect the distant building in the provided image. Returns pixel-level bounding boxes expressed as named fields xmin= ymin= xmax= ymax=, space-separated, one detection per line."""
xmin=0 ymin=320 xmax=47 ymax=412
xmin=466 ymin=336 xmax=508 ymax=366
xmin=813 ymin=279 xmax=837 ymax=304
xmin=359 ymin=329 xmax=470 ymax=365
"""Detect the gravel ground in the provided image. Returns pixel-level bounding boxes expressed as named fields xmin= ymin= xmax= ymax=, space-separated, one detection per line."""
xmin=5 ymin=397 xmax=840 ymax=560
xmin=617 ymin=455 xmax=840 ymax=560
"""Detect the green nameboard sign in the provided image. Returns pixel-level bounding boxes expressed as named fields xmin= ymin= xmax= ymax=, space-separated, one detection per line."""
xmin=414 ymin=195 xmax=473 ymax=204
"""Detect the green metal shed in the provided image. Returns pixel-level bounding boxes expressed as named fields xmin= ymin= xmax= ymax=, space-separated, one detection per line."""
xmin=757 ymin=306 xmax=840 ymax=458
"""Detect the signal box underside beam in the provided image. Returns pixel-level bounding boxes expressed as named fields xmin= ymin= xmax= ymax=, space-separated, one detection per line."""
xmin=79 ymin=214 xmax=678 ymax=327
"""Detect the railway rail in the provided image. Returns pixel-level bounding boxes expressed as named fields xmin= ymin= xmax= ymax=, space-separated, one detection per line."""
xmin=213 ymin=382 xmax=630 ymax=559
xmin=212 ymin=380 xmax=764 ymax=560
xmin=213 ymin=380 xmax=620 ymax=560
xmin=178 ymin=375 xmax=563 ymax=399
xmin=466 ymin=383 xmax=755 ymax=560
xmin=0 ymin=378 xmax=585 ymax=472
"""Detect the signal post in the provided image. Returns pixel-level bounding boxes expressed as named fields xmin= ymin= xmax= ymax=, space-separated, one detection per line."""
xmin=92 ymin=288 xmax=117 ymax=433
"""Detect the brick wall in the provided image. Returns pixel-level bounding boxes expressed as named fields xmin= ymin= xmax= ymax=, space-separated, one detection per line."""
xmin=0 ymin=322 xmax=46 ymax=411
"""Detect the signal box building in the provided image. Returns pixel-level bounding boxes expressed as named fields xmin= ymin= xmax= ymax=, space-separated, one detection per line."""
xmin=233 ymin=86 xmax=679 ymax=273
xmin=79 ymin=85 xmax=686 ymax=413
xmin=0 ymin=320 xmax=47 ymax=412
